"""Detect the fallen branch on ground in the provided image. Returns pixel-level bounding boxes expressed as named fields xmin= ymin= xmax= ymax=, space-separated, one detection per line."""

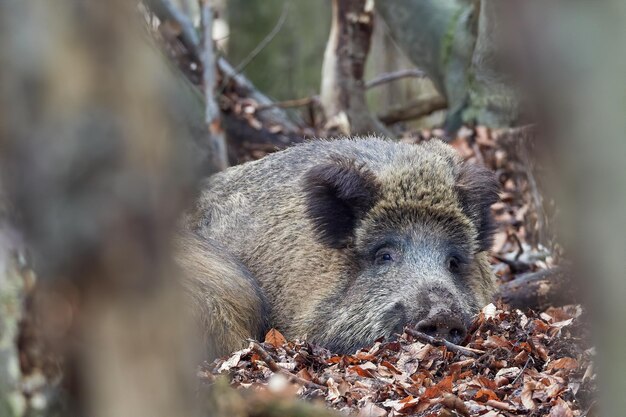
xmin=249 ymin=341 xmax=327 ymax=391
xmin=492 ymin=254 xmax=532 ymax=274
xmin=497 ymin=266 xmax=577 ymax=310
xmin=404 ymin=327 xmax=485 ymax=358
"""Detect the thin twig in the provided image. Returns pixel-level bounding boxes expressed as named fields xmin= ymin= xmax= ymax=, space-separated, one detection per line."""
xmin=484 ymin=400 xmax=516 ymax=413
xmin=405 ymin=327 xmax=485 ymax=358
xmin=511 ymin=232 xmax=524 ymax=261
xmin=249 ymin=340 xmax=327 ymax=390
xmin=256 ymin=95 xmax=318 ymax=111
xmin=492 ymin=254 xmax=532 ymax=274
xmin=365 ymin=69 xmax=426 ymax=89
xmin=511 ymin=356 xmax=534 ymax=386
xmin=234 ymin=1 xmax=289 ymax=74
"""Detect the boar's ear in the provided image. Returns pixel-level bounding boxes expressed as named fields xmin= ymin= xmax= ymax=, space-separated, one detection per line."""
xmin=456 ymin=162 xmax=500 ymax=252
xmin=303 ymin=158 xmax=380 ymax=248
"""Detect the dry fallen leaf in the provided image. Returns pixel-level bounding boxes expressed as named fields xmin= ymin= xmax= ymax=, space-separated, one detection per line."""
xmin=442 ymin=393 xmax=470 ymax=417
xmin=521 ymin=380 xmax=537 ymax=410
xmin=264 ymin=328 xmax=287 ymax=348
xmin=547 ymin=357 xmax=579 ymax=372
xmin=357 ymin=401 xmax=387 ymax=417
xmin=548 ymin=398 xmax=574 ymax=417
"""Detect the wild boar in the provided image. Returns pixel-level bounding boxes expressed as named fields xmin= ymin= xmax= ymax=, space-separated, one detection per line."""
xmin=180 ymin=137 xmax=499 ymax=357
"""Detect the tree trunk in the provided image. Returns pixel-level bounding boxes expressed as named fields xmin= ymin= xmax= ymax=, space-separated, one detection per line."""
xmin=320 ymin=0 xmax=391 ymax=136
xmin=375 ymin=0 xmax=521 ymax=130
xmin=508 ymin=3 xmax=626 ymax=415
xmin=0 ymin=1 xmax=199 ymax=415
xmin=466 ymin=0 xmax=521 ymax=128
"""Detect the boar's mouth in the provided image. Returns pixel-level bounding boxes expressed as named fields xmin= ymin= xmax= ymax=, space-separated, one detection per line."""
xmin=381 ymin=301 xmax=410 ymax=337
xmin=381 ymin=301 xmax=474 ymax=345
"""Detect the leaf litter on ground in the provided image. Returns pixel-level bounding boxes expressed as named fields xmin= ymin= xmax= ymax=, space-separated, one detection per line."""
xmin=199 ymin=127 xmax=595 ymax=416
xmin=203 ymin=303 xmax=594 ymax=417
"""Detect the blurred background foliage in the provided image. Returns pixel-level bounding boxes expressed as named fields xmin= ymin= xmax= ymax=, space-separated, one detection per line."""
xmin=224 ymin=0 xmax=440 ymax=124
xmin=227 ymin=0 xmax=331 ymax=101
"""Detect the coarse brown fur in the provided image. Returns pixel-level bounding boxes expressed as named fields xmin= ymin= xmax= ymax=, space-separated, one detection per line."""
xmin=175 ymin=233 xmax=269 ymax=359
xmin=178 ymin=137 xmax=499 ymax=357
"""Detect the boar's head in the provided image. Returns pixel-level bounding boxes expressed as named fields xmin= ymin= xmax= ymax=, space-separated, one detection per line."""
xmin=303 ymin=140 xmax=499 ymax=353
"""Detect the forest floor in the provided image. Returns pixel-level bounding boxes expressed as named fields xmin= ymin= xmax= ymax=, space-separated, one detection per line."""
xmin=202 ymin=127 xmax=596 ymax=417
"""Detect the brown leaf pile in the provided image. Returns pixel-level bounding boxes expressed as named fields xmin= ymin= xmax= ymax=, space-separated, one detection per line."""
xmin=204 ymin=303 xmax=595 ymax=417
xmin=198 ymin=126 xmax=594 ymax=416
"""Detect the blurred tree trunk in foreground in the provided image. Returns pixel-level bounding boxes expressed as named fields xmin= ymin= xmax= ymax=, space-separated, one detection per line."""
xmin=0 ymin=2 xmax=343 ymax=416
xmin=0 ymin=1 xmax=201 ymax=415
xmin=508 ymin=2 xmax=626 ymax=416
xmin=376 ymin=0 xmax=522 ymax=131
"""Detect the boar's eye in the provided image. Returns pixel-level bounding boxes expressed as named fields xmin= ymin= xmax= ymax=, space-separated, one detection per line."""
xmin=375 ymin=247 xmax=396 ymax=264
xmin=446 ymin=255 xmax=463 ymax=274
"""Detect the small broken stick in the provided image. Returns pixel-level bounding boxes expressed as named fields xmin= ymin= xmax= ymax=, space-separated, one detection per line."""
xmin=248 ymin=340 xmax=327 ymax=391
xmin=404 ymin=327 xmax=485 ymax=358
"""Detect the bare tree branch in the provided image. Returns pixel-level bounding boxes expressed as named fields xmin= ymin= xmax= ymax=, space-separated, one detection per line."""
xmin=200 ymin=1 xmax=228 ymax=170
xmin=365 ymin=69 xmax=426 ymax=89
xmin=378 ymin=95 xmax=447 ymax=125
xmin=233 ymin=1 xmax=289 ymax=74
xmin=256 ymin=96 xmax=319 ymax=111
xmin=496 ymin=267 xmax=577 ymax=311
xmin=144 ymin=0 xmax=307 ymax=161
xmin=249 ymin=341 xmax=327 ymax=390
xmin=216 ymin=57 xmax=302 ymax=132
xmin=404 ymin=328 xmax=485 ymax=358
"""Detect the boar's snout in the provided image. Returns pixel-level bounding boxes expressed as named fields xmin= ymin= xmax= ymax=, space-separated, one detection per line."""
xmin=416 ymin=311 xmax=467 ymax=344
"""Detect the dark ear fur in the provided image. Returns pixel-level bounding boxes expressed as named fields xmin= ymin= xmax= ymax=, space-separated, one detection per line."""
xmin=303 ymin=158 xmax=380 ymax=248
xmin=456 ymin=162 xmax=500 ymax=252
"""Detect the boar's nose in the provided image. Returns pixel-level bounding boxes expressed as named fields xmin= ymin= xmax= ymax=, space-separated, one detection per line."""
xmin=416 ymin=313 xmax=467 ymax=344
